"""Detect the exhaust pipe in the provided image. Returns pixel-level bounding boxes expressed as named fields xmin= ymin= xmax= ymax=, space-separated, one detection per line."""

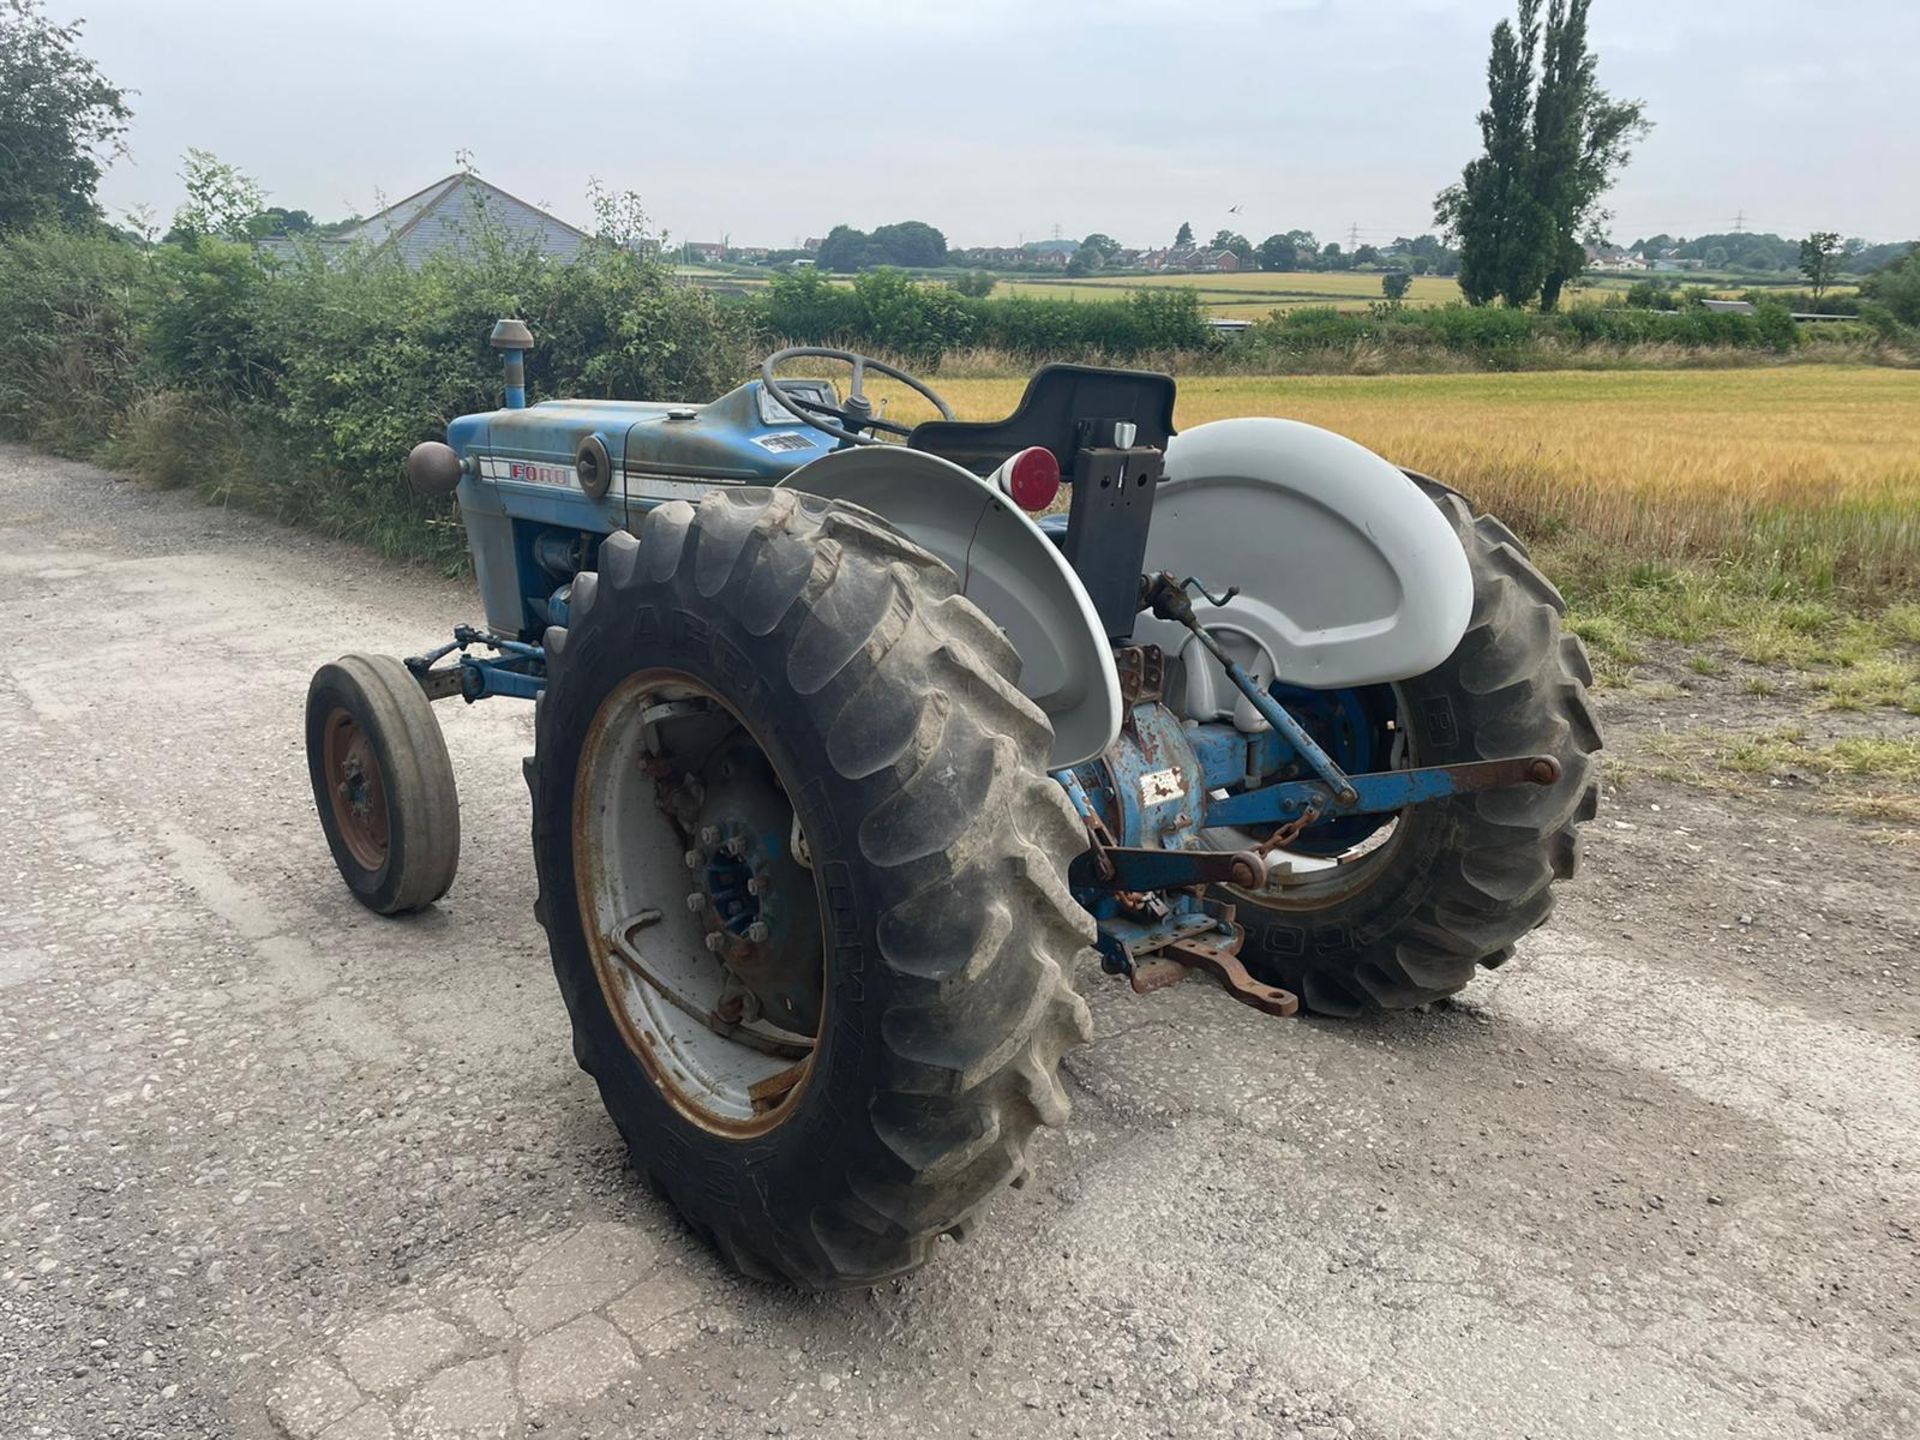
xmin=490 ymin=317 xmax=534 ymax=409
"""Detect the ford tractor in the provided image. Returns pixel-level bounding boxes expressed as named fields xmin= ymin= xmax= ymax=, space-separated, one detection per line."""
xmin=305 ymin=322 xmax=1600 ymax=1289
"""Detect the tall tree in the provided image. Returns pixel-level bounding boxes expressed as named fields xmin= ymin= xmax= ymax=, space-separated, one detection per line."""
xmin=1857 ymin=244 xmax=1920 ymax=325
xmin=1798 ymin=231 xmax=1842 ymax=297
xmin=1435 ymin=0 xmax=1547 ymax=306
xmin=1256 ymin=233 xmax=1300 ymax=271
xmin=0 ymin=0 xmax=131 ymax=232
xmin=1437 ymin=0 xmax=1645 ymax=308
xmin=1174 ymin=220 xmax=1193 ymax=247
xmin=168 ymin=148 xmax=264 ymax=241
xmin=1210 ymin=229 xmax=1253 ymax=263
xmin=1531 ymin=1 xmax=1648 ymax=309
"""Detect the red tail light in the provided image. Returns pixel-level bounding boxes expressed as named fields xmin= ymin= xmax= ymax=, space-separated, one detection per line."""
xmin=1003 ymin=446 xmax=1061 ymax=513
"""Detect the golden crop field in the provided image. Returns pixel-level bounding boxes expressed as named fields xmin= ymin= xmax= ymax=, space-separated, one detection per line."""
xmin=679 ymin=264 xmax=1833 ymax=318
xmin=968 ymin=270 xmax=1468 ymax=317
xmin=869 ymin=367 xmax=1920 ymax=592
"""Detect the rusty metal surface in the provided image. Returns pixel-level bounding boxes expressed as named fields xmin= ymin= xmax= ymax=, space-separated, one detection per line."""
xmin=415 ymin=666 xmax=465 ymax=702
xmin=1072 ymin=844 xmax=1268 ymax=891
xmin=1164 ymin=926 xmax=1301 ymax=1018
xmin=1113 ymin=644 xmax=1166 ymax=707
xmin=1128 ymin=956 xmax=1189 ymax=995
xmin=321 ymin=707 xmax=390 ymax=870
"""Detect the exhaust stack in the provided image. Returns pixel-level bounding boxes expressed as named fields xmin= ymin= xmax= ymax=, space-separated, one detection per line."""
xmin=489 ymin=318 xmax=534 ymax=409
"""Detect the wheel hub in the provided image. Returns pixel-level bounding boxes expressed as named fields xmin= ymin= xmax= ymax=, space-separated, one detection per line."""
xmin=682 ymin=749 xmax=823 ymax=1035
xmin=322 ymin=708 xmax=390 ymax=870
xmin=572 ymin=672 xmax=826 ymax=1135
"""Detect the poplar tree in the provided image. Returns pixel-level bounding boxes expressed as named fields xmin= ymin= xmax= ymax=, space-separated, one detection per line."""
xmin=1437 ymin=0 xmax=1647 ymax=309
xmin=1435 ymin=1 xmax=1547 ymax=307
xmin=1532 ymin=1 xmax=1648 ymax=310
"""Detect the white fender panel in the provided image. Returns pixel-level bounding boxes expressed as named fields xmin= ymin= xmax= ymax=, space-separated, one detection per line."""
xmin=1138 ymin=418 xmax=1473 ymax=703
xmin=778 ymin=447 xmax=1121 ymax=770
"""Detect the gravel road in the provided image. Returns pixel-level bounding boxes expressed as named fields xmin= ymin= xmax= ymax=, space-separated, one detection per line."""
xmin=2 ymin=444 xmax=1915 ymax=1440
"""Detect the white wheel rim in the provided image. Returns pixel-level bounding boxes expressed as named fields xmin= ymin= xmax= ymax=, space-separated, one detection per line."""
xmin=573 ymin=671 xmax=822 ymax=1138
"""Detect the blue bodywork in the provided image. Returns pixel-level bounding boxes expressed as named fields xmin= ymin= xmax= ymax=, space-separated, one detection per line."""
xmin=416 ymin=350 xmax=1550 ymax=991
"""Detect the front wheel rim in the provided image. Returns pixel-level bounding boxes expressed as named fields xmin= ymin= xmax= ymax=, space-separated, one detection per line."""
xmin=323 ymin=708 xmax=390 ymax=871
xmin=572 ymin=670 xmax=825 ymax=1139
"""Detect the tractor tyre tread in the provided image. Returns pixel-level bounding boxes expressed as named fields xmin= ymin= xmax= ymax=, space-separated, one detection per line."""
xmin=1229 ymin=480 xmax=1601 ymax=1015
xmin=530 ymin=488 xmax=1094 ymax=1289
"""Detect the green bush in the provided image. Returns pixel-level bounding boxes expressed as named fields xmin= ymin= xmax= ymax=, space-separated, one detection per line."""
xmin=0 ymin=224 xmax=154 ymax=451
xmin=0 ymin=218 xmax=749 ymax=561
xmin=1858 ymin=246 xmax=1920 ymax=326
xmin=758 ymin=269 xmax=1213 ymax=363
xmin=147 ymin=237 xmax=281 ymax=399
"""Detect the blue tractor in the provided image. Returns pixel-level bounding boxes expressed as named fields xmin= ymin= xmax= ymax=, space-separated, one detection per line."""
xmin=305 ymin=322 xmax=1600 ymax=1288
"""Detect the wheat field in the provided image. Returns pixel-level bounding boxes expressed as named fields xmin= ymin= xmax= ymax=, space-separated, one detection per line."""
xmin=869 ymin=367 xmax=1920 ymax=592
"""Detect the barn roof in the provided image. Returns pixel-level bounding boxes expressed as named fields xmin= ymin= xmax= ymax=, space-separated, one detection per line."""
xmin=338 ymin=173 xmax=589 ymax=266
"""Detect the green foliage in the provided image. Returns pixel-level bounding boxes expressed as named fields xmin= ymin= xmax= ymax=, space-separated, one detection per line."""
xmin=949 ymin=269 xmax=997 ymax=298
xmin=1799 ymin=232 xmax=1842 ymax=297
xmin=1210 ymin=230 xmax=1254 ymax=263
xmin=0 ymin=222 xmax=150 ymax=448
xmin=1624 ymin=277 xmax=1679 ymax=310
xmin=1246 ymin=296 xmax=1811 ymax=366
xmin=1437 ymin=0 xmax=1547 ymax=306
xmin=1257 ymin=233 xmax=1301 ymax=271
xmin=1531 ymin=1 xmax=1648 ymax=310
xmin=761 ymin=268 xmax=1212 ymax=364
xmin=146 ymin=237 xmax=279 ymax=397
xmin=169 ymin=149 xmax=266 ymax=241
xmin=0 ymin=210 xmax=748 ymax=562
xmin=846 ymin=268 xmax=976 ymax=364
xmin=1858 ymin=244 xmax=1920 ymax=325
xmin=1175 ymin=221 xmax=1194 ymax=248
xmin=1382 ymin=271 xmax=1413 ymax=301
xmin=1439 ymin=0 xmax=1646 ymax=309
xmin=0 ymin=0 xmax=131 ymax=232
xmin=814 ymin=220 xmax=947 ymax=271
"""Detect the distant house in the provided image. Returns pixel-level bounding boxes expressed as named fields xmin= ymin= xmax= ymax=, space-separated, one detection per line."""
xmin=683 ymin=242 xmax=729 ymax=264
xmin=335 ymin=173 xmax=588 ymax=267
xmin=1212 ymin=250 xmax=1242 ymax=273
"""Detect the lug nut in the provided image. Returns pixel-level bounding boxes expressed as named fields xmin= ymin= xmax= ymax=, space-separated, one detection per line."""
xmin=704 ymin=932 xmax=725 ymax=953
xmin=685 ymin=892 xmax=706 ymax=913
xmin=746 ymin=921 xmax=770 ymax=944
xmin=683 ymin=849 xmax=701 ymax=869
xmin=699 ymin=825 xmax=720 ymax=846
xmin=746 ymin=876 xmax=767 ymax=897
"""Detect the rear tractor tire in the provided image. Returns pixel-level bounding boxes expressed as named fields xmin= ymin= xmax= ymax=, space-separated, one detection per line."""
xmin=1225 ymin=480 xmax=1603 ymax=1015
xmin=305 ymin=653 xmax=461 ymax=914
xmin=530 ymin=488 xmax=1095 ymax=1289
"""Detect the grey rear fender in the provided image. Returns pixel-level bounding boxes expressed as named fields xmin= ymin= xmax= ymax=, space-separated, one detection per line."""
xmin=777 ymin=447 xmax=1121 ymax=770
xmin=1136 ymin=417 xmax=1474 ymax=718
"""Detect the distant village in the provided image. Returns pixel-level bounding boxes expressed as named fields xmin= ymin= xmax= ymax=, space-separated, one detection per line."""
xmin=254 ymin=174 xmax=1906 ymax=284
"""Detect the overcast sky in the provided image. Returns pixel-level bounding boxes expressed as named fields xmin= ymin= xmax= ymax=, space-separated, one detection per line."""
xmin=76 ymin=0 xmax=1918 ymax=249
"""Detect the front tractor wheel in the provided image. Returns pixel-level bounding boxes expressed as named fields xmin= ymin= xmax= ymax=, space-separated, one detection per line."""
xmin=1223 ymin=481 xmax=1603 ymax=1015
xmin=305 ymin=654 xmax=461 ymax=914
xmin=530 ymin=489 xmax=1094 ymax=1289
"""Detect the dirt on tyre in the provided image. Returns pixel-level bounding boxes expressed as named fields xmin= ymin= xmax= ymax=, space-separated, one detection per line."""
xmin=1224 ymin=479 xmax=1603 ymax=1015
xmin=306 ymin=653 xmax=461 ymax=915
xmin=530 ymin=488 xmax=1095 ymax=1289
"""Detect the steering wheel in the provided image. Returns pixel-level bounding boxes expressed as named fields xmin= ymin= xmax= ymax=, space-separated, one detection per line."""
xmin=761 ymin=346 xmax=956 ymax=446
